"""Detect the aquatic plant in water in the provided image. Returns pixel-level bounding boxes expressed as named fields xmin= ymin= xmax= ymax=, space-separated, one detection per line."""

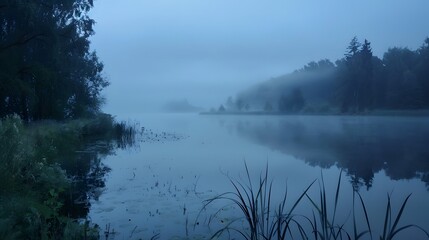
xmin=198 ymin=163 xmax=429 ymax=240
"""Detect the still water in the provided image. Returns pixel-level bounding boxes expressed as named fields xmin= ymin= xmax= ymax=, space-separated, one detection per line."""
xmin=87 ymin=114 xmax=429 ymax=239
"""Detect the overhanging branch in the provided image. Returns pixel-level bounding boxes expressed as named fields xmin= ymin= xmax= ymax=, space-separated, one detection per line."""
xmin=0 ymin=33 xmax=46 ymax=51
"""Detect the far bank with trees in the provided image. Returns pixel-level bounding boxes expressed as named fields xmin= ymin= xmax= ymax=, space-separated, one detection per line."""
xmin=210 ymin=37 xmax=429 ymax=116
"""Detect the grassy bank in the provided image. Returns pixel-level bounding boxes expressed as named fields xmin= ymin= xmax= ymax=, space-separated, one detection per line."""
xmin=0 ymin=114 xmax=137 ymax=239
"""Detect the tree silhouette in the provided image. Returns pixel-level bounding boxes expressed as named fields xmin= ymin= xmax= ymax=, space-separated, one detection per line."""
xmin=218 ymin=104 xmax=226 ymax=112
xmin=0 ymin=0 xmax=108 ymax=120
xmin=358 ymin=39 xmax=374 ymax=111
xmin=236 ymin=98 xmax=244 ymax=111
xmin=338 ymin=38 xmax=374 ymax=113
xmin=264 ymin=101 xmax=273 ymax=112
xmin=278 ymin=88 xmax=305 ymax=113
xmin=233 ymin=36 xmax=429 ymax=114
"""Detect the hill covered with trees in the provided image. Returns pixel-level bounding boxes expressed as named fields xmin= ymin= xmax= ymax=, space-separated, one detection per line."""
xmin=0 ymin=0 xmax=108 ymax=121
xmin=221 ymin=37 xmax=429 ymax=114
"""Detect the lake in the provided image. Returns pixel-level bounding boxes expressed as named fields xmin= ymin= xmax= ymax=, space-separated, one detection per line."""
xmin=86 ymin=113 xmax=429 ymax=239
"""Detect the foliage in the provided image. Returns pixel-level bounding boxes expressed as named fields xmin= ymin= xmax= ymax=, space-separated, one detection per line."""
xmin=235 ymin=37 xmax=429 ymax=114
xmin=337 ymin=37 xmax=374 ymax=113
xmin=0 ymin=115 xmax=72 ymax=238
xmin=0 ymin=114 xmax=136 ymax=239
xmin=0 ymin=0 xmax=108 ymax=121
xmin=278 ymin=88 xmax=306 ymax=113
xmin=218 ymin=104 xmax=226 ymax=112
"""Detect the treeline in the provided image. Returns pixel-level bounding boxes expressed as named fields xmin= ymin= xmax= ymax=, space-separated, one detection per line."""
xmin=222 ymin=37 xmax=429 ymax=114
xmin=337 ymin=37 xmax=429 ymax=112
xmin=0 ymin=0 xmax=108 ymax=121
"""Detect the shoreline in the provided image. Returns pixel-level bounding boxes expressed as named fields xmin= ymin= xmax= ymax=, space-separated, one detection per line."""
xmin=200 ymin=109 xmax=429 ymax=117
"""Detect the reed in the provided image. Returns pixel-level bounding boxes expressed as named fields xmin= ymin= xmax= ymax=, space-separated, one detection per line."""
xmin=197 ymin=162 xmax=314 ymax=239
xmin=305 ymin=171 xmax=371 ymax=240
xmin=378 ymin=193 xmax=429 ymax=240
xmin=199 ymin=164 xmax=429 ymax=240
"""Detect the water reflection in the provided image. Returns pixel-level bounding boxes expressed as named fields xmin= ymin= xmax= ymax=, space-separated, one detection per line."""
xmin=223 ymin=116 xmax=429 ymax=190
xmin=59 ymin=135 xmax=138 ymax=219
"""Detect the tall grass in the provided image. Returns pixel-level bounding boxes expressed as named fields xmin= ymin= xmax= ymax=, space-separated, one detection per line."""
xmin=378 ymin=193 xmax=429 ymax=240
xmin=200 ymin=164 xmax=429 ymax=240
xmin=80 ymin=113 xmax=140 ymax=148
xmin=197 ymin=163 xmax=315 ymax=240
xmin=305 ymin=171 xmax=371 ymax=240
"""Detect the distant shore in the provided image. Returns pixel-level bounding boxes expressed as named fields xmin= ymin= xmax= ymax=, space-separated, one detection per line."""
xmin=200 ymin=109 xmax=429 ymax=117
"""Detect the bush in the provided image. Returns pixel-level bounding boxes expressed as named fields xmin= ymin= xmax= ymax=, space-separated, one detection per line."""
xmin=0 ymin=115 xmax=101 ymax=239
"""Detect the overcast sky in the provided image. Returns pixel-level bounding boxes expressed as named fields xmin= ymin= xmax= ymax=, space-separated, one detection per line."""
xmin=90 ymin=0 xmax=429 ymax=114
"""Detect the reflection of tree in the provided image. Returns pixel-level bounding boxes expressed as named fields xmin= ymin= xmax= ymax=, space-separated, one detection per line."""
xmin=231 ymin=117 xmax=429 ymax=190
xmin=58 ymin=136 xmax=137 ymax=218
xmin=422 ymin=173 xmax=429 ymax=190
xmin=56 ymin=139 xmax=113 ymax=218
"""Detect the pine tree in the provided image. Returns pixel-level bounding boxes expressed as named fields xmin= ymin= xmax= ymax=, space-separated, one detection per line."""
xmin=339 ymin=37 xmax=362 ymax=113
xmin=358 ymin=39 xmax=374 ymax=111
xmin=346 ymin=36 xmax=361 ymax=60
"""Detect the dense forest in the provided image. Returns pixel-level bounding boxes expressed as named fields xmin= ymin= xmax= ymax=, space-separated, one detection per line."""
xmin=223 ymin=37 xmax=429 ymax=114
xmin=0 ymin=0 xmax=108 ymax=121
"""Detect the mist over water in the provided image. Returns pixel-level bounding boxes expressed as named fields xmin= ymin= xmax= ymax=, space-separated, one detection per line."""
xmin=85 ymin=0 xmax=429 ymax=238
xmin=3 ymin=0 xmax=429 ymax=239
xmin=88 ymin=114 xmax=429 ymax=239
xmin=90 ymin=0 xmax=429 ymax=114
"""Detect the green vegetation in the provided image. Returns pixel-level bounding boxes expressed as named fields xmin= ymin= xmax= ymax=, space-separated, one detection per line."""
xmin=219 ymin=37 xmax=429 ymax=115
xmin=0 ymin=114 xmax=137 ymax=239
xmin=0 ymin=0 xmax=107 ymax=121
xmin=0 ymin=2 xmax=142 ymax=238
xmin=200 ymin=164 xmax=429 ymax=239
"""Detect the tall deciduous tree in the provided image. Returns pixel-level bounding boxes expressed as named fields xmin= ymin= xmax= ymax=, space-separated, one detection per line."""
xmin=383 ymin=47 xmax=419 ymax=109
xmin=0 ymin=0 xmax=108 ymax=121
xmin=416 ymin=38 xmax=429 ymax=107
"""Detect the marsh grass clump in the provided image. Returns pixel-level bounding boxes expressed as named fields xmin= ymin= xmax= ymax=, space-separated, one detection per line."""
xmin=112 ymin=120 xmax=140 ymax=149
xmin=200 ymin=164 xmax=429 ymax=240
xmin=79 ymin=113 xmax=140 ymax=148
xmin=197 ymin=163 xmax=315 ymax=240
xmin=305 ymin=172 xmax=371 ymax=240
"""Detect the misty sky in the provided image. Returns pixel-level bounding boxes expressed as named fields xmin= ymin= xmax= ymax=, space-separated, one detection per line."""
xmin=90 ymin=0 xmax=429 ymax=114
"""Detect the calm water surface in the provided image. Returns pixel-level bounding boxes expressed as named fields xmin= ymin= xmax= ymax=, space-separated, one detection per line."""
xmin=88 ymin=113 xmax=429 ymax=239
